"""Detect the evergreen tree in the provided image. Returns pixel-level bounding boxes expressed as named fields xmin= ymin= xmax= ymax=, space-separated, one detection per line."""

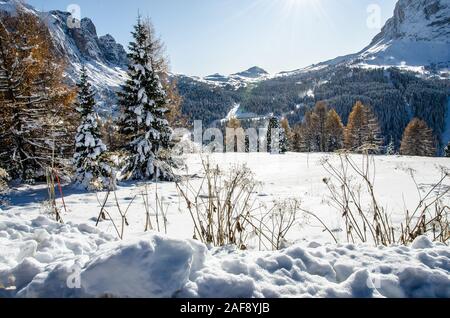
xmin=385 ymin=136 xmax=396 ymax=155
xmin=267 ymin=117 xmax=285 ymax=154
xmin=445 ymin=142 xmax=450 ymax=158
xmin=280 ymin=118 xmax=292 ymax=152
xmin=314 ymin=101 xmax=328 ymax=152
xmin=325 ymin=109 xmax=344 ymax=152
xmin=118 ymin=17 xmax=173 ymax=180
xmin=400 ymin=118 xmax=436 ymax=157
xmin=73 ymin=67 xmax=110 ymax=189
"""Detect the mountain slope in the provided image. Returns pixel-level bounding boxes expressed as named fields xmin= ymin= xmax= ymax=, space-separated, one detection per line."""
xmin=355 ymin=0 xmax=450 ymax=71
xmin=0 ymin=0 xmax=128 ymax=115
xmin=176 ymin=0 xmax=450 ymax=151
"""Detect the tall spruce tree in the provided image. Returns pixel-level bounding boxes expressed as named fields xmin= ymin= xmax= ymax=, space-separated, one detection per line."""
xmin=267 ymin=117 xmax=286 ymax=154
xmin=118 ymin=17 xmax=173 ymax=180
xmin=73 ymin=67 xmax=110 ymax=189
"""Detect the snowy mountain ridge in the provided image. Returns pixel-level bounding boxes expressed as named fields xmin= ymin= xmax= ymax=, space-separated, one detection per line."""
xmin=283 ymin=0 xmax=450 ymax=77
xmin=183 ymin=66 xmax=271 ymax=90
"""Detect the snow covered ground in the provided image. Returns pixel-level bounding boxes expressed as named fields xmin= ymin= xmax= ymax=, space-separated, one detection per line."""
xmin=1 ymin=153 xmax=449 ymax=297
xmin=0 ymin=213 xmax=449 ymax=298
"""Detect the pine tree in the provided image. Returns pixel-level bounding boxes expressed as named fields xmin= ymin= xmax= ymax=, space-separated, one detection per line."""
xmin=400 ymin=118 xmax=436 ymax=157
xmin=118 ymin=17 xmax=173 ymax=180
xmin=267 ymin=117 xmax=285 ymax=154
xmin=385 ymin=136 xmax=396 ymax=155
xmin=345 ymin=101 xmax=382 ymax=153
xmin=325 ymin=109 xmax=344 ymax=152
xmin=73 ymin=67 xmax=111 ymax=189
xmin=314 ymin=101 xmax=328 ymax=152
xmin=445 ymin=142 xmax=450 ymax=158
xmin=280 ymin=118 xmax=292 ymax=152
xmin=244 ymin=135 xmax=249 ymax=153
xmin=0 ymin=11 xmax=76 ymax=182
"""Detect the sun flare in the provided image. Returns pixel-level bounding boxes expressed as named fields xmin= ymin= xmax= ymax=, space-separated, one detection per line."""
xmin=281 ymin=0 xmax=326 ymax=16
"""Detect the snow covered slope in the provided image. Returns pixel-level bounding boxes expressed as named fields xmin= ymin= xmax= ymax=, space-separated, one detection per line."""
xmin=185 ymin=66 xmax=270 ymax=90
xmin=356 ymin=0 xmax=450 ymax=71
xmin=289 ymin=0 xmax=450 ymax=76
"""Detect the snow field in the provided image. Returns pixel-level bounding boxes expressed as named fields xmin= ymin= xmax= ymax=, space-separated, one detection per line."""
xmin=0 ymin=212 xmax=449 ymax=298
xmin=1 ymin=153 xmax=449 ymax=297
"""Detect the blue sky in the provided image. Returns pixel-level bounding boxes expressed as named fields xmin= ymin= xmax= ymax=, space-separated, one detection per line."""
xmin=27 ymin=0 xmax=398 ymax=76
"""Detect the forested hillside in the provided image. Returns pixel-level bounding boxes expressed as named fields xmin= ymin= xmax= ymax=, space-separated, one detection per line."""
xmin=176 ymin=67 xmax=449 ymax=149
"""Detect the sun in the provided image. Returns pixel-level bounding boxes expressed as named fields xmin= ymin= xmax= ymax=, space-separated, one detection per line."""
xmin=282 ymin=0 xmax=325 ymax=14
xmin=276 ymin=0 xmax=329 ymax=27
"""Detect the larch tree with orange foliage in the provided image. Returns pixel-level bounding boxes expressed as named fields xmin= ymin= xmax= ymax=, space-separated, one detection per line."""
xmin=344 ymin=101 xmax=382 ymax=153
xmin=0 ymin=10 xmax=76 ymax=182
xmin=400 ymin=118 xmax=436 ymax=157
xmin=325 ymin=109 xmax=344 ymax=152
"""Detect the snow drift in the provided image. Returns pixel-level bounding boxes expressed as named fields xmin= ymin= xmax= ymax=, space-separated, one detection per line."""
xmin=0 ymin=214 xmax=449 ymax=298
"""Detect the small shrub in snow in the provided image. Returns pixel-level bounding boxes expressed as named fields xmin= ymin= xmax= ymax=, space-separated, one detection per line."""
xmin=176 ymin=157 xmax=299 ymax=250
xmin=320 ymin=152 xmax=449 ymax=246
xmin=176 ymin=158 xmax=259 ymax=249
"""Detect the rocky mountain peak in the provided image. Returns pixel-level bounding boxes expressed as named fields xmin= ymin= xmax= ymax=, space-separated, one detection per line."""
xmin=233 ymin=66 xmax=269 ymax=79
xmin=373 ymin=0 xmax=450 ymax=44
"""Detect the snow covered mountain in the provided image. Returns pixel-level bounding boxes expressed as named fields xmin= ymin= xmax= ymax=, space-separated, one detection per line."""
xmin=282 ymin=0 xmax=450 ymax=77
xmin=356 ymin=0 xmax=450 ymax=72
xmin=0 ymin=0 xmax=128 ymax=115
xmin=186 ymin=66 xmax=270 ymax=90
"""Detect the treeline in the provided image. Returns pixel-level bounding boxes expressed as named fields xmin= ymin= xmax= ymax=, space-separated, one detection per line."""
xmin=223 ymin=100 xmax=440 ymax=157
xmin=176 ymin=66 xmax=449 ymax=153
xmin=288 ymin=100 xmax=437 ymax=156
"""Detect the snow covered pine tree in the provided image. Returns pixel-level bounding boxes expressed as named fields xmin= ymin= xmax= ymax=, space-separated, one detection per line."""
xmin=118 ymin=18 xmax=173 ymax=181
xmin=266 ymin=117 xmax=286 ymax=154
xmin=73 ymin=67 xmax=111 ymax=189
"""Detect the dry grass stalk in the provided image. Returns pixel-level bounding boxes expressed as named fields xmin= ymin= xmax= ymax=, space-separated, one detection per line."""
xmin=321 ymin=152 xmax=449 ymax=246
xmin=175 ymin=157 xmax=300 ymax=250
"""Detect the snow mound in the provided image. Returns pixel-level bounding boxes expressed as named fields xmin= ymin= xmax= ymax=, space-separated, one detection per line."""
xmin=0 ymin=214 xmax=449 ymax=298
xmin=80 ymin=237 xmax=207 ymax=298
